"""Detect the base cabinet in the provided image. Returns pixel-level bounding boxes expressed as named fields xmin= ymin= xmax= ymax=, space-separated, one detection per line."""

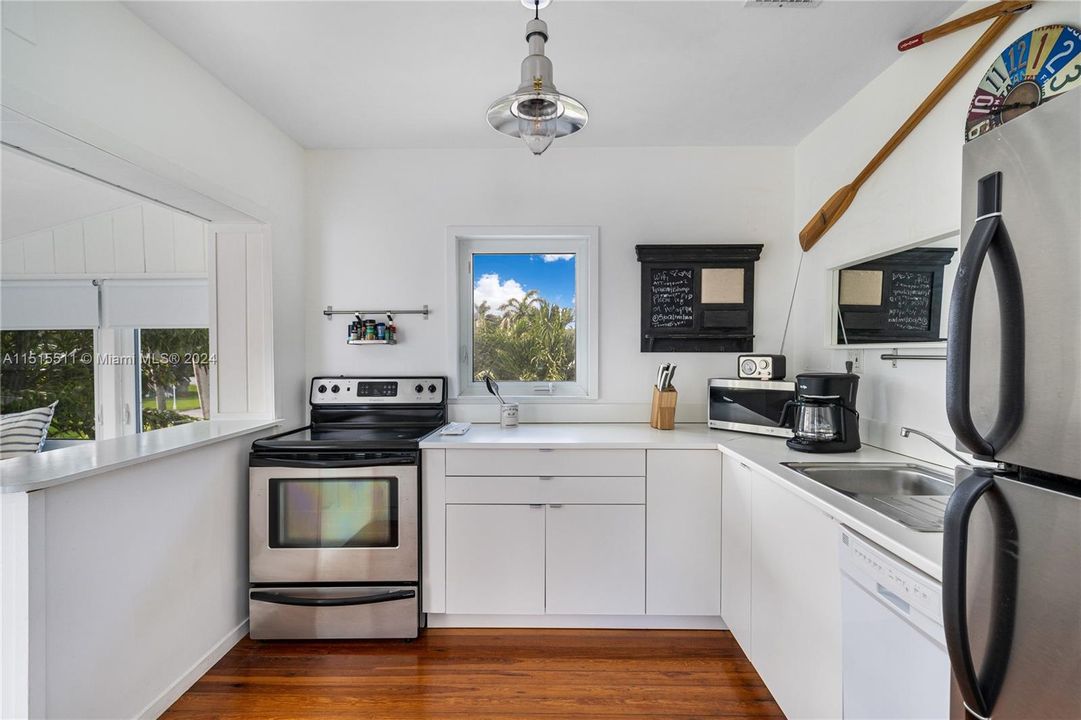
xmin=445 ymin=504 xmax=545 ymax=614
xmin=546 ymin=504 xmax=645 ymax=614
xmin=750 ymin=466 xmax=842 ymax=720
xmin=646 ymin=450 xmax=722 ymax=615
xmin=720 ymin=455 xmax=753 ymax=652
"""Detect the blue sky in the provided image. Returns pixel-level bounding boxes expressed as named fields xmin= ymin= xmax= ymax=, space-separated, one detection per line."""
xmin=473 ymin=253 xmax=576 ymax=310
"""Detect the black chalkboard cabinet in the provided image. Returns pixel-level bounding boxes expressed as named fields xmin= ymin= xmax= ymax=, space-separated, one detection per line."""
xmin=636 ymin=244 xmax=763 ymax=352
xmin=836 ymin=246 xmax=957 ymax=344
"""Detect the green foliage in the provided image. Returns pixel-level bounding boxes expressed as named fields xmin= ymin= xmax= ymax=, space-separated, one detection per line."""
xmin=141 ymin=408 xmax=197 ymax=430
xmin=0 ymin=330 xmax=96 ymax=439
xmin=473 ymin=292 xmax=576 ymax=382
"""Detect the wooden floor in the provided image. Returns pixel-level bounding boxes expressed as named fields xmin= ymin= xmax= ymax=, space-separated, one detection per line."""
xmin=163 ymin=628 xmax=783 ymax=719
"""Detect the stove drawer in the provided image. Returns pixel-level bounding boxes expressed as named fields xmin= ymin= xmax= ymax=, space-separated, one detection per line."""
xmin=445 ymin=449 xmax=645 ymax=477
xmin=249 ymin=585 xmax=418 ymax=639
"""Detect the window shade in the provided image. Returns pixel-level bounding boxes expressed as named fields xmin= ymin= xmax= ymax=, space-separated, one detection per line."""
xmin=100 ymin=279 xmax=209 ymax=328
xmin=0 ymin=280 xmax=99 ymax=329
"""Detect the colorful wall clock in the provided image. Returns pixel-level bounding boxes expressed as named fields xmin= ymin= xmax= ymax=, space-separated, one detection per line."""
xmin=965 ymin=24 xmax=1081 ymax=141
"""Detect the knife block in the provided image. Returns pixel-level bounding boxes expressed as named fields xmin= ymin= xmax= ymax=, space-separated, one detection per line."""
xmin=649 ymin=387 xmax=677 ymax=430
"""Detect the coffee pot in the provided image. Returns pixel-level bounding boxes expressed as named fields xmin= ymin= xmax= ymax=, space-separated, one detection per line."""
xmin=780 ymin=372 xmax=861 ymax=453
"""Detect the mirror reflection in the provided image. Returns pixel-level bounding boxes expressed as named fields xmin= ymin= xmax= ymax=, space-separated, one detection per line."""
xmin=832 ymin=232 xmax=959 ymax=346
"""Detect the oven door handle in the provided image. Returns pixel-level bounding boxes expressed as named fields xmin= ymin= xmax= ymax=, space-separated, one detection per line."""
xmin=250 ymin=589 xmax=416 ymax=607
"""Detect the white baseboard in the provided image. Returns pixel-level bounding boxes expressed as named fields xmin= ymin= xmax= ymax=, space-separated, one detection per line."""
xmin=426 ymin=614 xmax=727 ymax=630
xmin=136 ymin=619 xmax=248 ymax=720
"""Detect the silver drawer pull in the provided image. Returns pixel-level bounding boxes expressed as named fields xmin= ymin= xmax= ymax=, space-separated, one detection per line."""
xmin=529 ymin=504 xmax=544 ymax=509
xmin=537 ymin=448 xmax=554 ymax=453
xmin=549 ymin=504 xmax=563 ymax=509
xmin=539 ymin=476 xmax=553 ymax=481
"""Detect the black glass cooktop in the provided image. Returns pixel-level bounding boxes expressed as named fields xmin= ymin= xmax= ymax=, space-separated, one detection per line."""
xmin=252 ymin=424 xmax=440 ymax=452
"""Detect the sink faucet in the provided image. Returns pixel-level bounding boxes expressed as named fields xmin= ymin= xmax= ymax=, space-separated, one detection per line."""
xmin=899 ymin=427 xmax=972 ymax=466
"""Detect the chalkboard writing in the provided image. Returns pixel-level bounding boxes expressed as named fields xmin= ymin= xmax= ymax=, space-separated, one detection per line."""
xmin=887 ymin=271 xmax=933 ymax=331
xmin=650 ymin=268 xmax=694 ymax=328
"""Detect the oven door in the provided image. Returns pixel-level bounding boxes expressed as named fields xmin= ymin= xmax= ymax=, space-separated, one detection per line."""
xmin=249 ymin=464 xmax=418 ymax=584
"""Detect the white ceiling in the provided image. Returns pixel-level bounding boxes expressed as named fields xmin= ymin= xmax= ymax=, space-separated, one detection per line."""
xmin=127 ymin=1 xmax=961 ymax=150
xmin=1 ymin=147 xmax=139 ymax=240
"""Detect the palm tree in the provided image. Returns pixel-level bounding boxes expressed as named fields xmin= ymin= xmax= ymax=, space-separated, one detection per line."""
xmin=499 ymin=290 xmax=542 ymax=329
xmin=474 ymin=301 xmax=491 ymax=327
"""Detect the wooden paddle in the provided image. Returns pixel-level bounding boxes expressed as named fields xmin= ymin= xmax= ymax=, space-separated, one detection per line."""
xmin=898 ymin=0 xmax=1033 ymax=51
xmin=798 ymin=10 xmax=1024 ymax=252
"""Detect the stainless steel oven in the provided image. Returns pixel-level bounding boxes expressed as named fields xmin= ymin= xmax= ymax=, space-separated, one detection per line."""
xmin=247 ymin=375 xmax=446 ymax=640
xmin=249 ymin=463 xmax=418 ymax=584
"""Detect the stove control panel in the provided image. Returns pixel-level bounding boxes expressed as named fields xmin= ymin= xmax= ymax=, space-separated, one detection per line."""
xmin=310 ymin=376 xmax=445 ymax=405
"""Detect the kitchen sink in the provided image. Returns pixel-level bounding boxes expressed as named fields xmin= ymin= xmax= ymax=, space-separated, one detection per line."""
xmin=780 ymin=462 xmax=955 ymax=532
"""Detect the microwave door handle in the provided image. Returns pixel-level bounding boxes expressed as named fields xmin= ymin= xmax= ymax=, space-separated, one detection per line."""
xmin=250 ymin=589 xmax=416 ymax=607
xmin=947 ymin=172 xmax=1025 ymax=458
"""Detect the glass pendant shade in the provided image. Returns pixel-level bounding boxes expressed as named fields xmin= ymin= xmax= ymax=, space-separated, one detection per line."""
xmin=518 ymin=116 xmax=557 ymax=155
xmin=486 ymin=13 xmax=587 ymax=155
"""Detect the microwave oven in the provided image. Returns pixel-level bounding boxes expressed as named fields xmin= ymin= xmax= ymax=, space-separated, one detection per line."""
xmin=708 ymin=378 xmax=795 ymax=437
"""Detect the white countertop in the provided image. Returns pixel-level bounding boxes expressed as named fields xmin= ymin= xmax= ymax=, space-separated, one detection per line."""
xmin=421 ymin=422 xmax=948 ymax=580
xmin=421 ymin=422 xmax=747 ymax=449
xmin=0 ymin=418 xmax=283 ymax=494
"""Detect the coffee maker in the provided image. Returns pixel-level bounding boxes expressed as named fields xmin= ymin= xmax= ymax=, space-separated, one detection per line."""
xmin=781 ymin=372 xmax=861 ymax=453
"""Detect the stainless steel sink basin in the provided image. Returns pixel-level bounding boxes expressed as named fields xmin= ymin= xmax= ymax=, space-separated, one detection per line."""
xmin=781 ymin=462 xmax=954 ymax=532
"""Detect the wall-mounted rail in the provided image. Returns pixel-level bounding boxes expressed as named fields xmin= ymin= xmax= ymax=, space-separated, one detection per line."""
xmin=880 ymin=351 xmax=947 ymax=368
xmin=323 ymin=305 xmax=430 ymax=321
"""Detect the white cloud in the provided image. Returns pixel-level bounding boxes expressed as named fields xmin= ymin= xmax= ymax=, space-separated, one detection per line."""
xmin=474 ymin=273 xmax=526 ymax=310
xmin=542 ymin=254 xmax=574 ymax=262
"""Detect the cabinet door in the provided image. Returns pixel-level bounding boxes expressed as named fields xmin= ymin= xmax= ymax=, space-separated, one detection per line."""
xmin=646 ymin=450 xmax=722 ymax=615
xmin=445 ymin=504 xmax=545 ymax=614
xmin=720 ymin=455 xmax=753 ymax=650
xmin=546 ymin=504 xmax=645 ymax=615
xmin=751 ymin=474 xmax=842 ymax=720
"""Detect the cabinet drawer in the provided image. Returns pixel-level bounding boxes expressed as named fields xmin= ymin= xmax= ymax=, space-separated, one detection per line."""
xmin=445 ymin=476 xmax=645 ymax=504
xmin=445 ymin=449 xmax=645 ymax=477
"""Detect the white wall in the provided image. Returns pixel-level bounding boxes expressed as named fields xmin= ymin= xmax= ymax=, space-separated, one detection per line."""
xmin=36 ymin=437 xmax=251 ymax=720
xmin=2 ymin=0 xmax=307 ymax=424
xmin=2 ymin=2 xmax=306 ymax=717
xmin=790 ymin=1 xmax=1081 ymax=464
xmin=305 ymin=146 xmax=797 ymax=422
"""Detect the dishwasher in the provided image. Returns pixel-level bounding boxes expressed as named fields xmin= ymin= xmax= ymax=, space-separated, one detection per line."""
xmin=839 ymin=527 xmax=949 ymax=720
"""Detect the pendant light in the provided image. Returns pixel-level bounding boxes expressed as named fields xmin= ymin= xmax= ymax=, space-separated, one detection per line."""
xmin=486 ymin=0 xmax=588 ymax=155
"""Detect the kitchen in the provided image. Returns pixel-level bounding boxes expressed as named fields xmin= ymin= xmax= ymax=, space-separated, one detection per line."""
xmin=1 ymin=1 xmax=1079 ymax=719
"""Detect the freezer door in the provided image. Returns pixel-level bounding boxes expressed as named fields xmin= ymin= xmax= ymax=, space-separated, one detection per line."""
xmin=946 ymin=471 xmax=1081 ymax=719
xmin=958 ymin=90 xmax=1081 ymax=479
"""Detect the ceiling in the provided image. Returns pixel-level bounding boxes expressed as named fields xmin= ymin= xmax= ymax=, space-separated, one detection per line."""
xmin=127 ymin=1 xmax=962 ymax=150
xmin=1 ymin=147 xmax=139 ymax=240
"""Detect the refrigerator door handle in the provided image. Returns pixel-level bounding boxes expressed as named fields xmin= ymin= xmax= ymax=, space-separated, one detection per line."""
xmin=947 ymin=172 xmax=1025 ymax=459
xmin=943 ymin=469 xmax=1019 ymax=720
xmin=943 ymin=471 xmax=995 ymax=719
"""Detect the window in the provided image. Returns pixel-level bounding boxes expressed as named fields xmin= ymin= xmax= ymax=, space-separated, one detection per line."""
xmin=136 ymin=328 xmax=211 ymax=431
xmin=452 ymin=228 xmax=598 ymax=399
xmin=1 ymin=329 xmax=96 ymax=439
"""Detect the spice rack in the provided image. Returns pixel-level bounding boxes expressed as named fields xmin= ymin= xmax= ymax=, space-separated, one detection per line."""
xmin=324 ymin=305 xmax=430 ymax=345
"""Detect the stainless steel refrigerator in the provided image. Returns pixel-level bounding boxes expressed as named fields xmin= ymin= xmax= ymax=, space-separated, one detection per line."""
xmin=945 ymin=88 xmax=1081 ymax=719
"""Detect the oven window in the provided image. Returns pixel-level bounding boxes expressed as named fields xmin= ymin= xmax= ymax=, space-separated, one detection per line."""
xmin=269 ymin=478 xmax=399 ymax=548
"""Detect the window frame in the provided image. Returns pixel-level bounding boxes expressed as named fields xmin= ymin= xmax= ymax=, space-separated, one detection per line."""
xmin=448 ymin=226 xmax=599 ymax=401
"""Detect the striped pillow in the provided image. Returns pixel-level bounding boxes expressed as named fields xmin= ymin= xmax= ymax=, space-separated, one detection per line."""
xmin=0 ymin=401 xmax=58 ymax=459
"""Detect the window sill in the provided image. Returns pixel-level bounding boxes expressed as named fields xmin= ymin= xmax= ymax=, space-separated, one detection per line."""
xmin=0 ymin=418 xmax=283 ymax=494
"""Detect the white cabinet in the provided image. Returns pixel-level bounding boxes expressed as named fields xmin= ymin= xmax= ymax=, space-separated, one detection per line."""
xmin=546 ymin=504 xmax=645 ymax=615
xmin=445 ymin=504 xmax=545 ymax=614
xmin=646 ymin=450 xmax=722 ymax=615
xmin=720 ymin=455 xmax=753 ymax=650
xmin=751 ymin=469 xmax=842 ymax=720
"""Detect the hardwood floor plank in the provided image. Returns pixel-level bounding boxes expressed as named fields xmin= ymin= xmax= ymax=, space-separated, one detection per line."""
xmin=162 ymin=628 xmax=784 ymax=719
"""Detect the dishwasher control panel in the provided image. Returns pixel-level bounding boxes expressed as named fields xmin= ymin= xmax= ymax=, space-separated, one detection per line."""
xmin=840 ymin=527 xmax=942 ymax=625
